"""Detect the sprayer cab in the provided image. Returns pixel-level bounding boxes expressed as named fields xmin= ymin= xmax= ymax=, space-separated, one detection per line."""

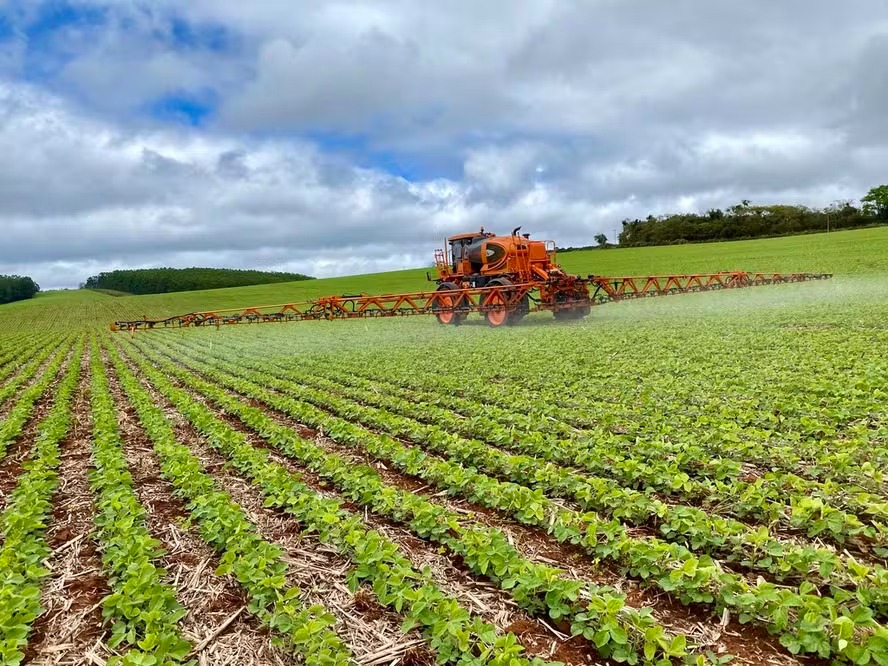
xmin=434 ymin=227 xmax=561 ymax=288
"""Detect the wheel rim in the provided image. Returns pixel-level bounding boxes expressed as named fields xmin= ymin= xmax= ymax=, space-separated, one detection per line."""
xmin=435 ymin=291 xmax=457 ymax=324
xmin=485 ymin=293 xmax=508 ymax=326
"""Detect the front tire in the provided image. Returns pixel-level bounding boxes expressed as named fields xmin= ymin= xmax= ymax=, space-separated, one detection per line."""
xmin=434 ymin=282 xmax=468 ymax=325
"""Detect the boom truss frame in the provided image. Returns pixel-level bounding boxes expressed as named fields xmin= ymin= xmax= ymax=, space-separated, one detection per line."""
xmin=111 ymin=270 xmax=833 ymax=332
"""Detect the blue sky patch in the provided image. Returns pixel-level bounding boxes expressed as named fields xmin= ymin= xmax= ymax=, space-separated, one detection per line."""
xmin=306 ymin=131 xmax=460 ymax=181
xmin=148 ymin=93 xmax=216 ymax=126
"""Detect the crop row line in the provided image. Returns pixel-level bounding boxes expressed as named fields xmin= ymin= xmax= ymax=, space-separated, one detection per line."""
xmin=0 ymin=334 xmax=58 ymax=386
xmin=0 ymin=341 xmax=73 ymax=461
xmin=162 ymin=335 xmax=888 ymax=588
xmin=335 ymin=343 xmax=888 ymax=490
xmin=124 ymin=339 xmax=692 ymax=664
xmin=104 ymin=342 xmax=354 ymax=666
xmin=305 ymin=358 xmax=888 ymax=509
xmin=136 ymin=335 xmax=888 ymax=664
xmin=87 ymin=338 xmax=193 ymax=663
xmin=272 ymin=356 xmax=888 ymax=553
xmin=110 ymin=338 xmax=562 ymax=666
xmin=360 ymin=354 xmax=888 ymax=492
xmin=0 ymin=337 xmax=84 ymax=666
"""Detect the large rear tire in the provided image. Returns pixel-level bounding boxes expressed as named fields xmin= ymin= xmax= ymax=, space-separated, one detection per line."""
xmin=484 ymin=278 xmax=527 ymax=327
xmin=434 ymin=282 xmax=468 ymax=325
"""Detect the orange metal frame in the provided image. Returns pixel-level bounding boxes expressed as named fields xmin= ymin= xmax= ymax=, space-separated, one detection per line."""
xmin=111 ymin=270 xmax=832 ymax=332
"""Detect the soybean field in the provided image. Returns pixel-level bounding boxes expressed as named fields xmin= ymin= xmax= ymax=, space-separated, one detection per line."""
xmin=0 ymin=228 xmax=887 ymax=666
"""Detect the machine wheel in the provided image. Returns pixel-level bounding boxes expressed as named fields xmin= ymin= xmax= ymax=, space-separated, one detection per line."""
xmin=484 ymin=278 xmax=527 ymax=327
xmin=434 ymin=282 xmax=468 ymax=325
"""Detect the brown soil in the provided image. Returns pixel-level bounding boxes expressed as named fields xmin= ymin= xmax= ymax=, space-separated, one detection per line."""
xmin=0 ymin=392 xmax=56 ymax=512
xmin=104 ymin=350 xmax=304 ymax=666
xmin=0 ymin=349 xmax=72 ymax=512
xmin=140 ymin=362 xmax=639 ymax=665
xmin=180 ymin=361 xmax=822 ymax=666
xmin=26 ymin=352 xmax=112 ymax=665
xmin=0 ymin=344 xmax=65 ymax=422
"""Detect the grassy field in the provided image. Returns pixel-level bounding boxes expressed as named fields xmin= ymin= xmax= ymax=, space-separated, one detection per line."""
xmin=0 ymin=228 xmax=887 ymax=665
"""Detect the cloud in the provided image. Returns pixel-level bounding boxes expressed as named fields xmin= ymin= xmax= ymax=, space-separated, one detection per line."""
xmin=0 ymin=1 xmax=887 ymax=289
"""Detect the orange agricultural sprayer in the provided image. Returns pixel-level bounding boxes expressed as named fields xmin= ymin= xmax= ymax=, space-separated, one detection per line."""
xmin=111 ymin=227 xmax=833 ymax=331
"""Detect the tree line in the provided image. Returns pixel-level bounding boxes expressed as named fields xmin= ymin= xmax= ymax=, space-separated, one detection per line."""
xmin=560 ymin=185 xmax=888 ymax=250
xmin=0 ymin=275 xmax=40 ymax=305
xmin=616 ymin=185 xmax=888 ymax=247
xmin=82 ymin=267 xmax=315 ymax=295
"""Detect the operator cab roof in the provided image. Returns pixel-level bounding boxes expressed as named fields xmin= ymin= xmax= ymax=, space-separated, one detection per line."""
xmin=446 ymin=230 xmax=493 ymax=242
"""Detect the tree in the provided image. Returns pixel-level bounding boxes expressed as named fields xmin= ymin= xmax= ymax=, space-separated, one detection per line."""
xmin=0 ymin=275 xmax=40 ymax=305
xmin=594 ymin=233 xmax=608 ymax=247
xmin=862 ymin=185 xmax=888 ymax=219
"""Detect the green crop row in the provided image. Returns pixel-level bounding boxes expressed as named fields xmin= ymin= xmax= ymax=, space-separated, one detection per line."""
xmin=0 ymin=337 xmax=69 ymax=412
xmin=0 ymin=337 xmax=84 ymax=666
xmin=104 ymin=342 xmax=353 ymax=666
xmin=277 ymin=359 xmax=888 ymax=550
xmin=351 ymin=348 xmax=888 ymax=493
xmin=214 ymin=347 xmax=888 ymax=559
xmin=135 ymin=335 xmax=888 ymax=664
xmin=153 ymin=335 xmax=888 ymax=611
xmin=0 ymin=333 xmax=58 ymax=385
xmin=88 ymin=337 xmax=193 ymax=665
xmin=300 ymin=359 xmax=888 ymax=526
xmin=0 ymin=341 xmax=73 ymax=460
xmin=111 ymin=339 xmax=563 ymax=666
xmin=125 ymin=338 xmax=691 ymax=665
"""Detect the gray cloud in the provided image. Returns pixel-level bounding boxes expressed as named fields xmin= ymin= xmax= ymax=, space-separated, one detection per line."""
xmin=1 ymin=1 xmax=887 ymax=289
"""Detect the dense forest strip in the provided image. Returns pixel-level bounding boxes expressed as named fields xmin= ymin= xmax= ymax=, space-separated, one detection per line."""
xmin=110 ymin=340 xmax=565 ymax=666
xmin=104 ymin=343 xmax=354 ymax=666
xmin=611 ymin=195 xmax=886 ymax=247
xmin=0 ymin=275 xmax=40 ymax=305
xmin=0 ymin=337 xmax=83 ymax=665
xmin=83 ymin=267 xmax=314 ymax=295
xmin=123 ymin=338 xmax=692 ymax=665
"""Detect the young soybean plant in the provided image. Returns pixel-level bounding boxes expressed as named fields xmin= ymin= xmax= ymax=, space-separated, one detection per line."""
xmin=88 ymin=337 xmax=193 ymax=664
xmin=0 ymin=337 xmax=81 ymax=666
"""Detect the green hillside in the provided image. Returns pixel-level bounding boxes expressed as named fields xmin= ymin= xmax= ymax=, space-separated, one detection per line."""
xmin=1 ymin=226 xmax=886 ymax=333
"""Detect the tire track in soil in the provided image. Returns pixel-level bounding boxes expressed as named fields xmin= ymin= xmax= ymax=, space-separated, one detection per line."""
xmin=144 ymin=361 xmax=622 ymax=666
xmin=104 ymin=354 xmax=304 ymax=666
xmin=187 ymin=368 xmax=817 ymax=666
xmin=25 ymin=351 xmax=112 ymax=665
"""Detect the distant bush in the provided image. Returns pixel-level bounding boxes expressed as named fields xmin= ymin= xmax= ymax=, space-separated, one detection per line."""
xmin=83 ymin=267 xmax=315 ymax=295
xmin=0 ymin=275 xmax=40 ymax=305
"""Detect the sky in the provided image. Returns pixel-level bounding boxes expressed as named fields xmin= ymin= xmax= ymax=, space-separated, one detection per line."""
xmin=0 ymin=1 xmax=886 ymax=289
